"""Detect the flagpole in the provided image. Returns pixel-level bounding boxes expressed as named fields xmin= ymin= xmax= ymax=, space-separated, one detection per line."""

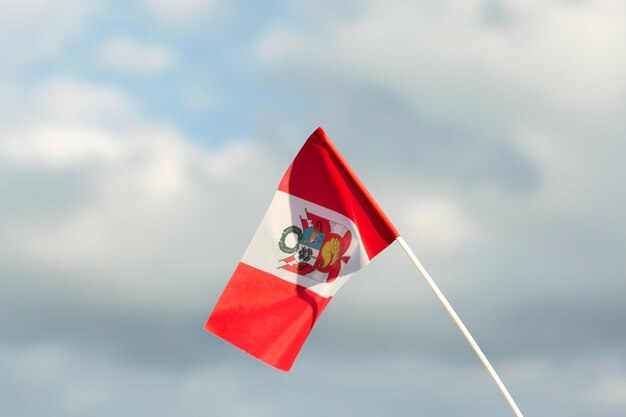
xmin=395 ymin=236 xmax=524 ymax=417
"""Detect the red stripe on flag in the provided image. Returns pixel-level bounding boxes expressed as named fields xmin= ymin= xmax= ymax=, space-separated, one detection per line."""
xmin=205 ymin=262 xmax=331 ymax=371
xmin=278 ymin=127 xmax=399 ymax=260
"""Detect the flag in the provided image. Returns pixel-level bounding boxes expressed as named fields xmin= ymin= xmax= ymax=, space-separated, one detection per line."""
xmin=205 ymin=127 xmax=399 ymax=371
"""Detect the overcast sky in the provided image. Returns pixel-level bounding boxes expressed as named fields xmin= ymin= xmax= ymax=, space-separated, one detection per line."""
xmin=1 ymin=1 xmax=625 ymax=416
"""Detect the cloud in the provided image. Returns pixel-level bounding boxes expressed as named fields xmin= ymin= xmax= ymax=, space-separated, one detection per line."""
xmin=0 ymin=77 xmax=282 ymax=365
xmin=1 ymin=342 xmax=108 ymax=415
xmin=588 ymin=372 xmax=626 ymax=410
xmin=0 ymin=79 xmax=135 ymax=167
xmin=0 ymin=78 xmax=136 ymax=128
xmin=95 ymin=35 xmax=177 ymax=74
xmin=0 ymin=0 xmax=95 ymax=68
xmin=256 ymin=0 xmax=626 ymax=132
xmin=141 ymin=0 xmax=220 ymax=24
xmin=503 ymin=353 xmax=626 ymax=415
xmin=400 ymin=193 xmax=483 ymax=252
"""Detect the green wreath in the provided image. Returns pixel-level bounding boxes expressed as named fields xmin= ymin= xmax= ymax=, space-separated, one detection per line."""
xmin=278 ymin=226 xmax=303 ymax=254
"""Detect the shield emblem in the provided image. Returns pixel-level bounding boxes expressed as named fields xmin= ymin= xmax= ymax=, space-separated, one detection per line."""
xmin=278 ymin=209 xmax=352 ymax=283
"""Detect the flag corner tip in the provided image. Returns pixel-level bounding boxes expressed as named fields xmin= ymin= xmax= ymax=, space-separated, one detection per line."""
xmin=313 ymin=126 xmax=326 ymax=135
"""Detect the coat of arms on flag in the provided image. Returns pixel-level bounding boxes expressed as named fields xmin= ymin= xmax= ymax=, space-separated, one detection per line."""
xmin=277 ymin=209 xmax=353 ymax=283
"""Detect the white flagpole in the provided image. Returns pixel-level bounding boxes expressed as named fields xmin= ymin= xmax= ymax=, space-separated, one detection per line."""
xmin=396 ymin=236 xmax=524 ymax=417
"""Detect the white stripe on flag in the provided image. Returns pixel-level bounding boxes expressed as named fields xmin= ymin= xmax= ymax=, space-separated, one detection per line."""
xmin=240 ymin=190 xmax=370 ymax=298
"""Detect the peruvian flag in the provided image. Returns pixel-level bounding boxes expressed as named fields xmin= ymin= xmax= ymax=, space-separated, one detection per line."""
xmin=205 ymin=127 xmax=399 ymax=371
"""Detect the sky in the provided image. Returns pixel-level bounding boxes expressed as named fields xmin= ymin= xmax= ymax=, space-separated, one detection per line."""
xmin=1 ymin=0 xmax=625 ymax=416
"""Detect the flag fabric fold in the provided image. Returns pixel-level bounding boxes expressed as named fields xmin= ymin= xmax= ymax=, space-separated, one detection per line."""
xmin=205 ymin=127 xmax=399 ymax=371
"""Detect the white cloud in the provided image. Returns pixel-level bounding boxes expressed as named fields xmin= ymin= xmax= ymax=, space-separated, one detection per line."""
xmin=12 ymin=344 xmax=67 ymax=385
xmin=8 ymin=343 xmax=107 ymax=412
xmin=5 ymin=128 xmax=271 ymax=314
xmin=0 ymin=79 xmax=135 ymax=167
xmin=0 ymin=126 xmax=125 ymax=168
xmin=141 ymin=0 xmax=219 ymax=24
xmin=504 ymin=354 xmax=626 ymax=414
xmin=2 ymin=78 xmax=137 ymax=128
xmin=0 ymin=78 xmax=278 ymax=317
xmin=256 ymin=0 xmax=626 ymax=132
xmin=588 ymin=373 xmax=626 ymax=409
xmin=182 ymin=368 xmax=271 ymax=417
xmin=96 ymin=35 xmax=177 ymax=74
xmin=0 ymin=0 xmax=95 ymax=67
xmin=401 ymin=194 xmax=482 ymax=253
